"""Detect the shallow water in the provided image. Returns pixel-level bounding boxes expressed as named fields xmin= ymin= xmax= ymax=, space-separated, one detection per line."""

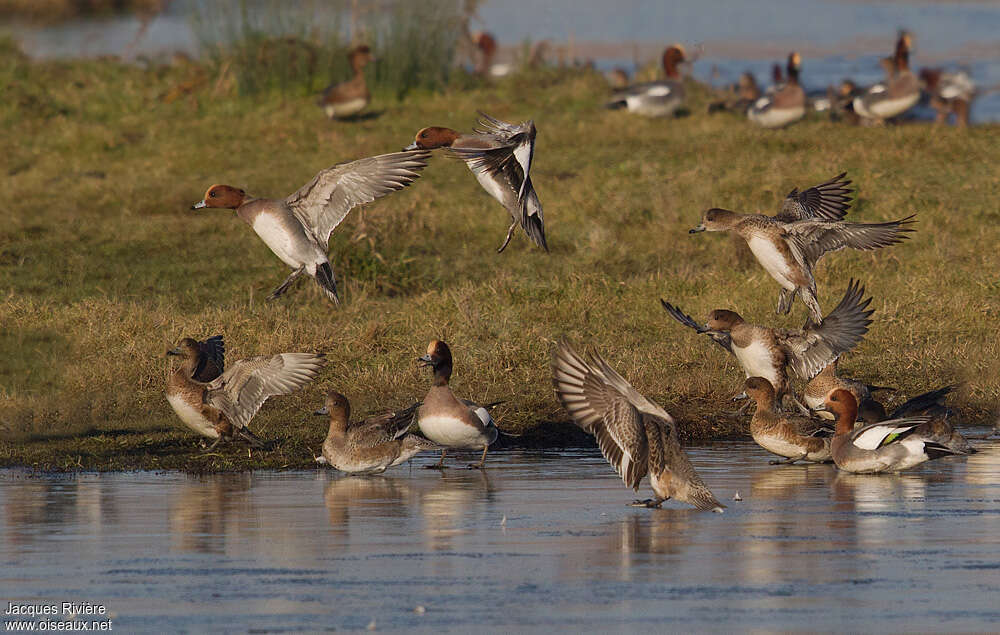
xmin=2 ymin=437 xmax=998 ymax=633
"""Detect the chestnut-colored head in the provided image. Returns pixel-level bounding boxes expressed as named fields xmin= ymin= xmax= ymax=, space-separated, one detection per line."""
xmin=315 ymin=389 xmax=350 ymax=420
xmin=894 ymin=31 xmax=912 ymax=70
xmin=474 ymin=31 xmax=498 ymax=57
xmin=418 ymin=340 xmax=453 ymax=384
xmin=348 ymin=44 xmax=374 ymax=70
xmin=825 ymin=388 xmax=859 ymax=430
xmin=744 ymin=376 xmax=776 ymax=405
xmin=662 ymin=44 xmax=686 ymax=78
xmin=409 ymin=127 xmax=461 ymax=150
xmin=689 ymin=208 xmax=741 ymax=233
xmin=192 ymin=184 xmax=247 ymax=210
xmin=706 ymin=309 xmax=744 ymax=331
xmin=166 ymin=337 xmax=201 ymax=364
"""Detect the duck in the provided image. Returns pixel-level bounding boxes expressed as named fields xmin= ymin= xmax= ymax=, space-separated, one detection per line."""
xmin=856 ymin=385 xmax=974 ymax=455
xmin=661 ymin=279 xmax=875 ymax=414
xmin=853 ymin=32 xmax=920 ymax=123
xmin=804 ymin=359 xmax=893 ymax=419
xmin=689 ymin=173 xmax=915 ymax=323
xmin=707 ymin=71 xmax=760 ymax=115
xmin=192 ymin=149 xmax=429 ymax=304
xmin=471 ymin=31 xmax=513 ymax=78
xmin=318 ymin=44 xmax=375 ymax=119
xmin=744 ymin=377 xmax=833 ymax=464
xmin=551 ymin=339 xmax=725 ymax=511
xmin=823 ymin=389 xmax=967 ymax=474
xmin=919 ymin=67 xmax=975 ymax=127
xmin=313 ymin=390 xmax=438 ymax=474
xmin=165 ymin=337 xmax=325 ymax=448
xmin=416 ymin=340 xmax=499 ymax=469
xmin=605 ymin=44 xmax=686 ymax=118
xmin=405 ymin=112 xmax=546 ymax=253
xmin=748 ymin=52 xmax=806 ymax=128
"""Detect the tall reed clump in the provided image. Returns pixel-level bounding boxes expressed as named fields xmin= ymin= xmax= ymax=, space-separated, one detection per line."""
xmin=190 ymin=0 xmax=470 ymax=99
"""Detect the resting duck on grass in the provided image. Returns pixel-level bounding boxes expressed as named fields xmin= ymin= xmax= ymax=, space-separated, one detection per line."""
xmin=405 ymin=112 xmax=546 ymax=253
xmin=166 ymin=337 xmax=325 ymax=449
xmin=748 ymin=52 xmax=806 ymax=128
xmin=605 ymin=44 xmax=687 ymax=118
xmin=318 ymin=44 xmax=375 ymax=120
xmin=551 ymin=339 xmax=725 ymax=512
xmin=853 ymin=32 xmax=920 ymax=124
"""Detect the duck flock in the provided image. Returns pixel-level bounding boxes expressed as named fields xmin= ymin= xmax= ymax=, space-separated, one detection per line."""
xmin=166 ymin=32 xmax=983 ymax=514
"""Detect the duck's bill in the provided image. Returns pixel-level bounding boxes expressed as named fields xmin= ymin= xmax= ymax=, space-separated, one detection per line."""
xmin=166 ymin=347 xmax=182 ymax=356
xmin=191 ymin=200 xmax=207 ymax=209
xmin=814 ymin=404 xmax=830 ymax=413
xmin=417 ymin=354 xmax=433 ymax=366
xmin=689 ymin=224 xmax=706 ymax=233
xmin=403 ymin=142 xmax=419 ymax=151
xmin=313 ymin=406 xmax=329 ymax=416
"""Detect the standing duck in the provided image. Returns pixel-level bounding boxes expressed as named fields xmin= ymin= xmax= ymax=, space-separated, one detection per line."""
xmin=551 ymin=340 xmax=725 ymax=511
xmin=416 ymin=341 xmax=499 ymax=469
xmin=689 ymin=172 xmax=915 ymax=323
xmin=405 ymin=113 xmax=546 ymax=252
xmin=313 ymin=390 xmax=438 ymax=474
xmin=744 ymin=377 xmax=833 ymax=464
xmin=824 ymin=389 xmax=967 ymax=474
xmin=318 ymin=44 xmax=375 ymax=120
xmin=605 ymin=44 xmax=687 ymax=118
xmin=661 ymin=279 xmax=875 ymax=413
xmin=748 ymin=52 xmax=806 ymax=128
xmin=920 ymin=67 xmax=975 ymax=127
xmin=166 ymin=337 xmax=325 ymax=448
xmin=853 ymin=32 xmax=920 ymax=123
xmin=192 ymin=149 xmax=429 ymax=304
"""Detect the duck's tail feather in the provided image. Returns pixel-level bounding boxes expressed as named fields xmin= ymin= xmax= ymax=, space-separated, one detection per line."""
xmin=314 ymin=262 xmax=340 ymax=305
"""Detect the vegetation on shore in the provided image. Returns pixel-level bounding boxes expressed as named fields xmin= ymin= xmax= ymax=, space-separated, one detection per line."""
xmin=1 ymin=36 xmax=997 ymax=472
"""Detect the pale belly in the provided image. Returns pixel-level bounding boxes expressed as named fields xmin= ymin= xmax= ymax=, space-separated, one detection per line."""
xmin=867 ymin=92 xmax=920 ymax=119
xmin=251 ymin=214 xmax=324 ymax=270
xmin=471 ymin=167 xmax=513 ymax=211
xmin=749 ymin=104 xmax=805 ymax=128
xmin=325 ymin=97 xmax=368 ymax=119
xmin=734 ymin=341 xmax=781 ymax=386
xmin=418 ymin=414 xmax=487 ymax=448
xmin=166 ymin=393 xmax=218 ymax=438
xmin=753 ymin=432 xmax=805 ymax=459
xmin=747 ymin=236 xmax=797 ymax=290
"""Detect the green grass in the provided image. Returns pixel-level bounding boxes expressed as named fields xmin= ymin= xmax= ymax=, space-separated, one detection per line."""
xmin=1 ymin=48 xmax=998 ymax=471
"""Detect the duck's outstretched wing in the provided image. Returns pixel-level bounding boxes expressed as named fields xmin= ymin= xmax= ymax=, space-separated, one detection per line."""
xmin=775 ymin=172 xmax=853 ymax=222
xmin=205 ymin=353 xmax=325 ymax=430
xmin=286 ymin=151 xmax=430 ymax=249
xmin=660 ymin=299 xmax=732 ymax=353
xmin=785 ymin=215 xmax=916 ymax=269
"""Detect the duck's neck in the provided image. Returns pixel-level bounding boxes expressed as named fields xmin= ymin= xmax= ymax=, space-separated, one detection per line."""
xmin=833 ymin=410 xmax=856 ymax=435
xmin=327 ymin=415 xmax=348 ymax=439
xmin=753 ymin=392 xmax=776 ymax=414
xmin=664 ymin=59 xmax=681 ymax=80
xmin=432 ymin=364 xmax=452 ymax=387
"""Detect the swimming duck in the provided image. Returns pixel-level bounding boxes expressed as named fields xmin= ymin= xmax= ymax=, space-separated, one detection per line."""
xmin=416 ymin=340 xmax=499 ymax=469
xmin=748 ymin=52 xmax=806 ymax=128
xmin=192 ymin=149 xmax=429 ymax=304
xmin=690 ymin=173 xmax=915 ymax=323
xmin=856 ymin=385 xmax=973 ymax=455
xmin=804 ymin=359 xmax=893 ymax=419
xmin=661 ymin=279 xmax=875 ymax=413
xmin=551 ymin=339 xmax=725 ymax=511
xmin=823 ymin=389 xmax=965 ymax=474
xmin=744 ymin=377 xmax=833 ymax=464
xmin=605 ymin=44 xmax=687 ymax=118
xmin=405 ymin=113 xmax=546 ymax=253
xmin=313 ymin=389 xmax=438 ymax=474
xmin=853 ymin=32 xmax=920 ymax=123
xmin=166 ymin=338 xmax=325 ymax=448
xmin=318 ymin=44 xmax=375 ymax=119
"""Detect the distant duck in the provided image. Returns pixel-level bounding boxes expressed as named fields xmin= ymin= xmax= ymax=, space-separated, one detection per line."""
xmin=689 ymin=173 xmax=914 ymax=323
xmin=853 ymin=32 xmax=920 ymax=123
xmin=313 ymin=390 xmax=438 ymax=474
xmin=405 ymin=112 xmax=546 ymax=253
xmin=606 ymin=44 xmax=687 ymax=117
xmin=192 ymin=149 xmax=429 ymax=304
xmin=318 ymin=44 xmax=375 ymax=120
xmin=748 ymin=52 xmax=806 ymax=128
xmin=708 ymin=71 xmax=760 ymax=115
xmin=472 ymin=31 xmax=513 ymax=78
xmin=416 ymin=340 xmax=499 ymax=469
xmin=166 ymin=337 xmax=325 ymax=449
xmin=823 ymin=389 xmax=968 ymax=474
xmin=551 ymin=339 xmax=725 ymax=511
xmin=920 ymin=67 xmax=975 ymax=127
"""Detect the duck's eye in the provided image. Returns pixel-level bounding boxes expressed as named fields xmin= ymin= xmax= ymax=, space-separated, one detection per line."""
xmin=209 ymin=191 xmax=218 ymax=198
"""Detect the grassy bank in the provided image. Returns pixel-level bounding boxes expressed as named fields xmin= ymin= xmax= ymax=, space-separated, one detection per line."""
xmin=1 ymin=46 xmax=998 ymax=471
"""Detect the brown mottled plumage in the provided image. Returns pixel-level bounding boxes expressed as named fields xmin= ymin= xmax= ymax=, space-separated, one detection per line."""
xmin=745 ymin=377 xmax=832 ymax=464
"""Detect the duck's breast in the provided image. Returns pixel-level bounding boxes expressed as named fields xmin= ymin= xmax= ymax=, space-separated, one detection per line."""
xmin=166 ymin=393 xmax=219 ymax=438
xmin=746 ymin=235 xmax=799 ymax=289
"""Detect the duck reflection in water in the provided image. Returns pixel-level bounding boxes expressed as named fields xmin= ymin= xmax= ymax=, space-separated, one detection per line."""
xmin=323 ymin=475 xmax=414 ymax=541
xmin=421 ymin=469 xmax=494 ymax=553
xmin=169 ymin=474 xmax=253 ymax=554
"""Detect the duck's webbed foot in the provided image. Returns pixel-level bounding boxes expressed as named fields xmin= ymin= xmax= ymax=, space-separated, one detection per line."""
xmin=496 ymin=220 xmax=517 ymax=253
xmin=267 ymin=266 xmax=305 ymax=300
xmin=769 ymin=454 xmax=806 ymax=465
xmin=425 ymin=449 xmax=448 ymax=469
xmin=630 ymin=498 xmax=664 ymax=508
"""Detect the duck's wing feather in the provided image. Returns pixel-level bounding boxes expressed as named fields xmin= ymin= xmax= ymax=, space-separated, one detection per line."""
xmin=192 ymin=334 xmax=226 ymax=382
xmin=785 ymin=215 xmax=916 ymax=269
xmin=552 ymin=340 xmax=649 ymax=490
xmin=286 ymin=150 xmax=430 ymax=249
xmin=660 ymin=299 xmax=733 ymax=353
xmin=205 ymin=353 xmax=325 ymax=430
xmin=850 ymin=416 xmax=933 ymax=450
xmin=775 ymin=172 xmax=853 ymax=222
xmin=778 ymin=279 xmax=874 ymax=380
xmin=349 ymin=402 xmax=421 ymax=447
xmin=890 ymin=385 xmax=956 ymax=419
